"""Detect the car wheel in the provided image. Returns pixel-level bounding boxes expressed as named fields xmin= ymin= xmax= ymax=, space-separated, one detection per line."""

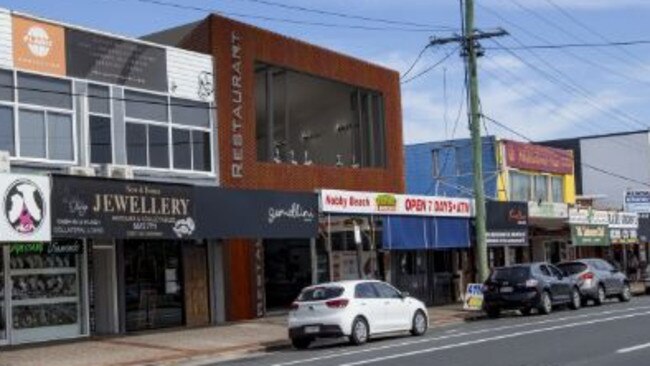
xmin=538 ymin=291 xmax=553 ymax=315
xmin=291 ymin=337 xmax=312 ymax=350
xmin=520 ymin=307 xmax=532 ymax=316
xmin=486 ymin=307 xmax=501 ymax=319
xmin=569 ymin=288 xmax=581 ymax=310
xmin=619 ymin=283 xmax=632 ymax=302
xmin=410 ymin=310 xmax=428 ymax=336
xmin=350 ymin=317 xmax=369 ymax=346
xmin=594 ymin=285 xmax=606 ymax=306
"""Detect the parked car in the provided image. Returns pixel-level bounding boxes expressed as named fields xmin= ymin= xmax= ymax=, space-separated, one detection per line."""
xmin=556 ymin=258 xmax=631 ymax=305
xmin=482 ymin=263 xmax=581 ymax=318
xmin=287 ymin=280 xmax=428 ymax=349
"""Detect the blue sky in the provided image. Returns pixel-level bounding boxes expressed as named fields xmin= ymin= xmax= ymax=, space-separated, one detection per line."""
xmin=5 ymin=0 xmax=650 ymax=144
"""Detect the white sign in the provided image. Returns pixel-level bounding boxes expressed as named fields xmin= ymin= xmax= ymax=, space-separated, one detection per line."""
xmin=463 ymin=283 xmax=484 ymax=311
xmin=568 ymin=208 xmax=609 ymax=225
xmin=527 ymin=201 xmax=568 ymax=219
xmin=625 ymin=190 xmax=650 ymax=213
xmin=0 ymin=173 xmax=51 ymax=242
xmin=167 ymin=48 xmax=214 ymax=102
xmin=319 ymin=189 xmax=473 ymax=218
xmin=607 ymin=211 xmax=638 ymax=229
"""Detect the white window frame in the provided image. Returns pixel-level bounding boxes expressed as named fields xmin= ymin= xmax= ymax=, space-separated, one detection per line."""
xmin=87 ymin=82 xmax=115 ymax=166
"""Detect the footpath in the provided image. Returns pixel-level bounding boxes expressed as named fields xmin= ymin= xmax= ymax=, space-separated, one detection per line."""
xmin=0 ymin=304 xmax=474 ymax=366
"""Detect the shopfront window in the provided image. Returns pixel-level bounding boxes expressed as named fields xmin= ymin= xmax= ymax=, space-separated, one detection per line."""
xmin=124 ymin=241 xmax=184 ymax=332
xmin=255 ymin=62 xmax=386 ymax=168
xmin=510 ymin=171 xmax=531 ymax=201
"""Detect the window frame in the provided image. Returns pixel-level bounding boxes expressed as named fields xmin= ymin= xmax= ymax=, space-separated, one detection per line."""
xmin=10 ymin=70 xmax=78 ymax=164
xmin=87 ymin=82 xmax=115 ymax=165
xmin=122 ymin=87 xmax=215 ymax=175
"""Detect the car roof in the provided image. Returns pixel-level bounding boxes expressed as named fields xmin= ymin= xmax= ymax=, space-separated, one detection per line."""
xmin=301 ymin=280 xmax=384 ymax=291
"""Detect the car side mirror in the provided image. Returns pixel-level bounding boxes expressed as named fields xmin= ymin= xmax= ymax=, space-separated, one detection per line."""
xmin=401 ymin=291 xmax=410 ymax=299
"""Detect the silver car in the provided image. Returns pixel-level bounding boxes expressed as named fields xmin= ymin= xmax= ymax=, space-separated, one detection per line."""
xmin=557 ymin=259 xmax=631 ymax=305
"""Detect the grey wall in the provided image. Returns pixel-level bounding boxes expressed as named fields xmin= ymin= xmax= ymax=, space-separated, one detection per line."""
xmin=580 ymin=132 xmax=650 ymax=209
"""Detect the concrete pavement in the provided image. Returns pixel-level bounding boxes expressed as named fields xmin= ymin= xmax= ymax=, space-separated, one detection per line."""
xmin=208 ymin=295 xmax=650 ymax=366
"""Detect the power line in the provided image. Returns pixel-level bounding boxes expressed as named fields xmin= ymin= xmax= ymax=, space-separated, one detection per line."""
xmin=401 ymin=46 xmax=460 ymax=84
xmin=486 ymin=39 xmax=650 ymax=50
xmin=224 ymin=0 xmax=457 ymax=30
xmin=119 ymin=0 xmax=445 ymax=33
xmin=401 ymin=44 xmax=433 ymax=79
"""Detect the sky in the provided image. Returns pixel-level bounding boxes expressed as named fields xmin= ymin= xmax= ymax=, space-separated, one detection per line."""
xmin=5 ymin=0 xmax=650 ymax=145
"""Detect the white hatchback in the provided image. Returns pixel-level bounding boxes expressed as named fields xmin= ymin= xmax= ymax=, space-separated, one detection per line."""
xmin=288 ymin=280 xmax=428 ymax=349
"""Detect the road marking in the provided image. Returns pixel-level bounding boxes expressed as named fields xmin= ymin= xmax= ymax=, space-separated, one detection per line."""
xmin=339 ymin=310 xmax=650 ymax=366
xmin=617 ymin=342 xmax=650 ymax=354
xmin=270 ymin=305 xmax=650 ymax=366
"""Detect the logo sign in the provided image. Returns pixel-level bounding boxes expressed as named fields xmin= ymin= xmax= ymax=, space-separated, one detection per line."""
xmin=12 ymin=15 xmax=66 ymax=76
xmin=503 ymin=140 xmax=573 ymax=174
xmin=625 ymin=190 xmax=650 ymax=213
xmin=320 ymin=189 xmax=473 ymax=218
xmin=486 ymin=201 xmax=528 ymax=247
xmin=51 ymin=175 xmax=195 ymax=239
xmin=0 ymin=174 xmax=51 ymax=242
xmin=463 ymin=284 xmax=484 ymax=311
xmin=268 ymin=203 xmax=315 ymax=224
xmin=571 ymin=224 xmax=610 ymax=247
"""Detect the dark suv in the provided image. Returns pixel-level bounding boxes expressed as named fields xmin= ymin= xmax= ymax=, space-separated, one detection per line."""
xmin=482 ymin=263 xmax=581 ymax=318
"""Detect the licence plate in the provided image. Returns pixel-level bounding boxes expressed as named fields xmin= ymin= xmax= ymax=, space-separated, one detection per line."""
xmin=304 ymin=326 xmax=320 ymax=334
xmin=500 ymin=286 xmax=513 ymax=293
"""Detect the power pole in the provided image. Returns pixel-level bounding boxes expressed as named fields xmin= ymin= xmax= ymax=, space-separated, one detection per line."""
xmin=429 ymin=0 xmax=507 ymax=282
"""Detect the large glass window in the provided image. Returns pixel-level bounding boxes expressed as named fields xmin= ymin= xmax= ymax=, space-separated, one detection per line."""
xmin=19 ymin=110 xmax=46 ymax=159
xmin=48 ymin=113 xmax=74 ymax=160
xmin=124 ymin=90 xmax=168 ymax=122
xmin=0 ymin=107 xmax=14 ymax=155
xmin=89 ymin=84 xmax=113 ymax=165
xmin=126 ymin=122 xmax=147 ymax=166
xmin=510 ymin=171 xmax=531 ymax=201
xmin=551 ymin=176 xmax=564 ymax=203
xmin=534 ymin=175 xmax=548 ymax=202
xmin=0 ymin=69 xmax=13 ymax=101
xmin=255 ymin=62 xmax=386 ymax=168
xmin=148 ymin=125 xmax=169 ymax=169
xmin=18 ymin=72 xmax=72 ymax=109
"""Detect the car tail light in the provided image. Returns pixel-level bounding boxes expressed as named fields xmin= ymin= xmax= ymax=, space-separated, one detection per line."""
xmin=290 ymin=302 xmax=300 ymax=311
xmin=325 ymin=299 xmax=349 ymax=309
xmin=525 ymin=279 xmax=539 ymax=288
xmin=581 ymin=272 xmax=595 ymax=281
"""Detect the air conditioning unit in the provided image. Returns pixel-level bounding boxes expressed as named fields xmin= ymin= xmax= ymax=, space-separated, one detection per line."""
xmin=0 ymin=150 xmax=10 ymax=173
xmin=65 ymin=166 xmax=96 ymax=177
xmin=100 ymin=164 xmax=134 ymax=180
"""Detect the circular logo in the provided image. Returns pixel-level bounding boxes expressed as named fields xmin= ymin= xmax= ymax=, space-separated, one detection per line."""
xmin=4 ymin=179 xmax=46 ymax=235
xmin=23 ymin=26 xmax=52 ymax=58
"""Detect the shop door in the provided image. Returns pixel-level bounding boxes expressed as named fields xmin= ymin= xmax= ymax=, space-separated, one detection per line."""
xmin=182 ymin=244 xmax=210 ymax=327
xmin=264 ymin=239 xmax=311 ymax=311
xmin=124 ymin=241 xmax=184 ymax=332
xmin=392 ymin=251 xmax=432 ymax=306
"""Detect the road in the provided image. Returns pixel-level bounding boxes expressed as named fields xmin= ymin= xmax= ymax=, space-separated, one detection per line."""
xmin=209 ymin=295 xmax=650 ymax=366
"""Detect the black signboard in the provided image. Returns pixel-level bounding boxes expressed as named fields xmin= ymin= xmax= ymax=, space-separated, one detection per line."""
xmin=194 ymin=187 xmax=318 ymax=239
xmin=51 ymin=176 xmax=195 ymax=239
xmin=639 ymin=213 xmax=650 ymax=243
xmin=66 ymin=28 xmax=168 ymax=92
xmin=486 ymin=201 xmax=529 ymax=247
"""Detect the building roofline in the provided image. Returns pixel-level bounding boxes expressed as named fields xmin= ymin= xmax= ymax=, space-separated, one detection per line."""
xmin=542 ymin=129 xmax=650 ymax=144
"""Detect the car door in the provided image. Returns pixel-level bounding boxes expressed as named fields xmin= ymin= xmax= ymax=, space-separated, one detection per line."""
xmin=548 ymin=264 xmax=572 ymax=301
xmin=597 ymin=260 xmax=622 ymax=294
xmin=540 ymin=264 xmax=565 ymax=302
xmin=354 ymin=282 xmax=385 ymax=333
xmin=373 ymin=282 xmax=410 ymax=331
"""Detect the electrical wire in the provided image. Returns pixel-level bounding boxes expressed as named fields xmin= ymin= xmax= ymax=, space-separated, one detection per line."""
xmin=485 ymin=39 xmax=650 ymax=50
xmin=401 ymin=46 xmax=459 ymax=84
xmin=401 ymin=44 xmax=432 ymax=79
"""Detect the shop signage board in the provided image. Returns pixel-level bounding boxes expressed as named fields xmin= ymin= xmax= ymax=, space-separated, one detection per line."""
xmin=463 ymin=284 xmax=484 ymax=311
xmin=194 ymin=187 xmax=318 ymax=239
xmin=639 ymin=213 xmax=650 ymax=242
xmin=486 ymin=201 xmax=528 ymax=247
xmin=0 ymin=173 xmax=51 ymax=242
xmin=607 ymin=212 xmax=638 ymax=229
xmin=527 ymin=201 xmax=568 ymax=219
xmin=571 ymin=224 xmax=610 ymax=247
xmin=568 ymin=208 xmax=609 ymax=225
xmin=503 ymin=140 xmax=574 ymax=175
xmin=624 ymin=190 xmax=650 ymax=213
xmin=319 ymin=189 xmax=473 ymax=218
xmin=51 ymin=175 xmax=196 ymax=239
xmin=610 ymin=228 xmax=638 ymax=244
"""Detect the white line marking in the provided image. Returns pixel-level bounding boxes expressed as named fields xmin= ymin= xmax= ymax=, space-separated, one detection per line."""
xmin=339 ymin=310 xmax=650 ymax=366
xmin=270 ymin=305 xmax=650 ymax=366
xmin=617 ymin=342 xmax=650 ymax=354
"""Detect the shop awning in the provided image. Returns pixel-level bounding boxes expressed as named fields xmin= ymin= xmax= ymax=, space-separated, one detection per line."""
xmin=382 ymin=216 xmax=470 ymax=250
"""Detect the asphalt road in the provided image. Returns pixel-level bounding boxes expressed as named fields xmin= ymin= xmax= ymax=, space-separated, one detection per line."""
xmin=208 ymin=295 xmax=650 ymax=366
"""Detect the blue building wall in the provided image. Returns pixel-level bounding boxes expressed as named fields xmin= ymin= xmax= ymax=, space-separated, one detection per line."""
xmin=405 ymin=136 xmax=498 ymax=199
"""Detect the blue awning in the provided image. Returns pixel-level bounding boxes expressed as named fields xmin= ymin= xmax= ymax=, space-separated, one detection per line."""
xmin=383 ymin=216 xmax=470 ymax=250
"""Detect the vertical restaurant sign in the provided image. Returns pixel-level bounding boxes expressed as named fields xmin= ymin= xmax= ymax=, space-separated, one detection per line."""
xmin=0 ymin=173 xmax=51 ymax=242
xmin=65 ymin=28 xmax=167 ymax=92
xmin=51 ymin=176 xmax=195 ymax=239
xmin=503 ymin=140 xmax=574 ymax=174
xmin=625 ymin=190 xmax=650 ymax=213
xmin=231 ymin=31 xmax=244 ymax=179
xmin=12 ymin=15 xmax=66 ymax=76
xmin=319 ymin=189 xmax=473 ymax=217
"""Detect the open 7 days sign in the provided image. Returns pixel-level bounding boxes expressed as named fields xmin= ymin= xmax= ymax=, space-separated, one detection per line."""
xmin=319 ymin=189 xmax=473 ymax=218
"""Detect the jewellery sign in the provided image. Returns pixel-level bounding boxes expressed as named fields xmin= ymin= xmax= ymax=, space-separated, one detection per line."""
xmin=0 ymin=173 xmax=51 ymax=242
xmin=319 ymin=190 xmax=473 ymax=218
xmin=51 ymin=175 xmax=196 ymax=239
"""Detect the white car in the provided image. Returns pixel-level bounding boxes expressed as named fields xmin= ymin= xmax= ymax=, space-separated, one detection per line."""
xmin=288 ymin=280 xmax=428 ymax=349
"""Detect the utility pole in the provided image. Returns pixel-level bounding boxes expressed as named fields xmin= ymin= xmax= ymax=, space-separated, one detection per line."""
xmin=429 ymin=0 xmax=507 ymax=282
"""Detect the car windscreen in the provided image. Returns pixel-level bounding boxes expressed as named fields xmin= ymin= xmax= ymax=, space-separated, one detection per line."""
xmin=557 ymin=262 xmax=588 ymax=275
xmin=298 ymin=286 xmax=344 ymax=302
xmin=490 ymin=267 xmax=530 ymax=281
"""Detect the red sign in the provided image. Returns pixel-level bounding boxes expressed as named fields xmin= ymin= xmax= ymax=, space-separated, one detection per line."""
xmin=504 ymin=140 xmax=573 ymax=174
